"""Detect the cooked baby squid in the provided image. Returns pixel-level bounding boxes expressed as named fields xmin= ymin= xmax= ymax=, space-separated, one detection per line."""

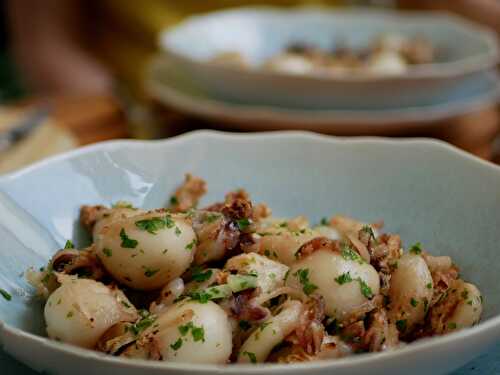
xmin=246 ymin=218 xmax=319 ymax=265
xmin=95 ymin=211 xmax=196 ymax=290
xmin=32 ymin=174 xmax=484 ymax=365
xmin=225 ymin=253 xmax=289 ymax=294
xmin=431 ymin=281 xmax=483 ymax=334
xmin=44 ymin=276 xmax=137 ymax=349
xmin=286 ymin=248 xmax=380 ymax=321
xmin=238 ymin=300 xmax=303 ymax=363
xmin=388 ymin=252 xmax=434 ymax=334
xmin=125 ymin=300 xmax=232 ymax=364
xmin=92 ymin=206 xmax=145 ymax=240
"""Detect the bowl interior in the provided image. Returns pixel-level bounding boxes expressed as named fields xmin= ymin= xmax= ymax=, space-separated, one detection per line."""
xmin=0 ymin=132 xmax=499 ymax=338
xmin=161 ymin=7 xmax=497 ymax=68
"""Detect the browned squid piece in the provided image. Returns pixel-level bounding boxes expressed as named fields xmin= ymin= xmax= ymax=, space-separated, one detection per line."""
xmin=168 ymin=173 xmax=207 ymax=212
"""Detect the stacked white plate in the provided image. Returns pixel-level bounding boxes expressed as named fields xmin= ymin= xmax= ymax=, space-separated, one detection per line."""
xmin=147 ymin=7 xmax=500 ymax=133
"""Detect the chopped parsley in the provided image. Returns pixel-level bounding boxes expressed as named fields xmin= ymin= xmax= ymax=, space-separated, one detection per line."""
xmin=279 ymin=222 xmax=288 ymax=228
xmin=191 ymin=267 xmax=213 ymax=282
xmin=320 ymin=217 xmax=329 ymax=226
xmin=242 ymin=351 xmax=257 ymax=364
xmin=361 ymin=225 xmax=375 ymax=240
xmin=175 ymin=226 xmax=182 ymax=236
xmin=66 ymin=311 xmax=74 ymax=318
xmin=143 ymin=267 xmax=159 ymax=277
xmin=0 ymin=288 xmax=12 ymax=301
xmin=334 ymin=272 xmax=373 ymax=299
xmin=130 ymin=313 xmax=156 ymax=335
xmin=64 ymin=240 xmax=74 ymax=249
xmin=236 ymin=218 xmax=251 ymax=231
xmin=264 ymin=249 xmax=271 ymax=257
xmin=294 ymin=268 xmax=318 ymax=295
xmin=426 ymin=282 xmax=433 ymax=289
xmin=341 ymin=244 xmax=365 ymax=264
xmin=103 ymin=248 xmax=112 ymax=257
xmin=409 ymin=242 xmax=422 ymax=255
xmin=121 ymin=300 xmax=131 ymax=308
xmin=448 ymin=322 xmax=457 ymax=330
xmin=205 ymin=213 xmax=220 ymax=223
xmin=239 ymin=320 xmax=251 ymax=331
xmin=410 ymin=298 xmax=419 ymax=307
xmin=135 ymin=215 xmax=175 ymax=234
xmin=120 ymin=228 xmax=138 ymax=248
xmin=358 ymin=278 xmax=374 ymax=299
xmin=461 ymin=290 xmax=469 ymax=300
xmin=335 ymin=272 xmax=353 ymax=285
xmin=178 ymin=322 xmax=205 ymax=342
xmin=188 ymin=290 xmax=211 ymax=303
xmin=185 ymin=238 xmax=197 ymax=250
xmin=170 ymin=337 xmax=183 ymax=350
xmin=170 ymin=196 xmax=179 ymax=206
xmin=396 ymin=319 xmax=407 ymax=333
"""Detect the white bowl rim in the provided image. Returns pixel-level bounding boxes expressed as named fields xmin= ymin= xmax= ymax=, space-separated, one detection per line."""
xmin=145 ymin=58 xmax=500 ymax=127
xmin=1 ymin=130 xmax=500 ymax=372
xmin=159 ymin=6 xmax=500 ymax=83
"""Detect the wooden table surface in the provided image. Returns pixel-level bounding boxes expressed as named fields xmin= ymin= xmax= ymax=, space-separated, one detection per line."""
xmin=1 ymin=95 xmax=499 ymax=174
xmin=53 ymin=95 xmax=500 ymax=158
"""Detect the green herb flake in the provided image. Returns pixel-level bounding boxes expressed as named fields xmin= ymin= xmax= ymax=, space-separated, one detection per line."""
xmin=185 ymin=238 xmax=197 ymax=251
xmin=130 ymin=313 xmax=156 ymax=335
xmin=170 ymin=337 xmax=183 ymax=350
xmin=143 ymin=267 xmax=159 ymax=278
xmin=64 ymin=240 xmax=74 ymax=249
xmin=103 ymin=248 xmax=113 ymax=257
xmin=361 ymin=225 xmax=375 ymax=239
xmin=461 ymin=290 xmax=469 ymax=300
xmin=120 ymin=228 xmax=138 ymax=248
xmin=320 ymin=217 xmax=329 ymax=226
xmin=175 ymin=226 xmax=182 ymax=236
xmin=112 ymin=201 xmax=134 ymax=209
xmin=243 ymin=351 xmax=257 ymax=364
xmin=135 ymin=215 xmax=175 ymax=235
xmin=409 ymin=242 xmax=423 ymax=255
xmin=264 ymin=249 xmax=271 ymax=257
xmin=294 ymin=268 xmax=318 ymax=295
xmin=426 ymin=282 xmax=433 ymax=289
xmin=396 ymin=319 xmax=407 ymax=333
xmin=0 ymin=288 xmax=12 ymax=301
xmin=279 ymin=222 xmax=288 ymax=228
xmin=357 ymin=278 xmax=374 ymax=299
xmin=236 ymin=218 xmax=251 ymax=231
xmin=191 ymin=267 xmax=213 ymax=282
xmin=188 ymin=290 xmax=211 ymax=304
xmin=121 ymin=300 xmax=131 ymax=308
xmin=335 ymin=272 xmax=353 ymax=285
xmin=206 ymin=213 xmax=219 ymax=223
xmin=410 ymin=298 xmax=419 ymax=307
xmin=66 ymin=311 xmax=74 ymax=318
xmin=191 ymin=326 xmax=205 ymax=342
xmin=170 ymin=196 xmax=179 ymax=206
xmin=448 ymin=322 xmax=457 ymax=330
xmin=341 ymin=244 xmax=365 ymax=264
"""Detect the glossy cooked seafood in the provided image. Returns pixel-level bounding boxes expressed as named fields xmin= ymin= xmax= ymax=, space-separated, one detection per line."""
xmin=210 ymin=34 xmax=435 ymax=76
xmin=27 ymin=174 xmax=483 ymax=365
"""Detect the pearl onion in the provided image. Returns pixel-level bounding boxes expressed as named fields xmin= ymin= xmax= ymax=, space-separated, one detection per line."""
xmin=44 ymin=277 xmax=136 ymax=349
xmin=95 ymin=212 xmax=196 ymax=290
xmin=286 ymin=249 xmax=380 ymax=321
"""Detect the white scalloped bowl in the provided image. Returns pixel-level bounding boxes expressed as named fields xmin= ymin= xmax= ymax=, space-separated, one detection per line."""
xmin=159 ymin=7 xmax=499 ymax=110
xmin=0 ymin=131 xmax=499 ymax=375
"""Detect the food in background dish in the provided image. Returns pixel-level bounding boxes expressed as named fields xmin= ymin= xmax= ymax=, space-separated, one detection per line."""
xmin=210 ymin=34 xmax=435 ymax=76
xmin=27 ymin=173 xmax=482 ymax=364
